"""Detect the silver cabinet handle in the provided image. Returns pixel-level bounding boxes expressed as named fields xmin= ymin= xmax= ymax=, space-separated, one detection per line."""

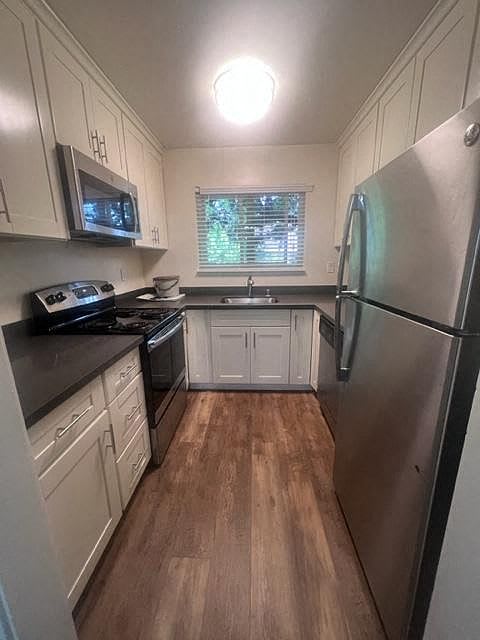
xmin=132 ymin=452 xmax=144 ymax=472
xmin=126 ymin=403 xmax=141 ymax=422
xmin=294 ymin=314 xmax=298 ymax=332
xmin=91 ymin=130 xmax=101 ymax=160
xmin=132 ymin=452 xmax=145 ymax=473
xmin=56 ymin=406 xmax=91 ymax=439
xmin=253 ymin=332 xmax=256 ymax=349
xmin=0 ymin=178 xmax=11 ymax=223
xmin=99 ymin=134 xmax=108 ymax=163
xmin=120 ymin=363 xmax=136 ymax=378
xmin=245 ymin=331 xmax=248 ymax=349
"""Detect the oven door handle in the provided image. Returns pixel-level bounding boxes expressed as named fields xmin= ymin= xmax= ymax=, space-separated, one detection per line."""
xmin=147 ymin=313 xmax=185 ymax=351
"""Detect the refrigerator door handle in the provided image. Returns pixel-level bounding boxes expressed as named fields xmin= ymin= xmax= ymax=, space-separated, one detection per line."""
xmin=336 ymin=193 xmax=365 ymax=297
xmin=335 ymin=296 xmax=348 ymax=381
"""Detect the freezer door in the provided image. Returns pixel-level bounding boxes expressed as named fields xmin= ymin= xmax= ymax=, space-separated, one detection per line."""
xmin=334 ymin=299 xmax=459 ymax=640
xmin=348 ymin=99 xmax=480 ymax=331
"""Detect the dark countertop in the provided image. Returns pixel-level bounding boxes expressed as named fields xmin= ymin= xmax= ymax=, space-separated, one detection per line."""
xmin=4 ymin=328 xmax=142 ymax=428
xmin=120 ymin=291 xmax=338 ymax=324
xmin=4 ymin=287 xmax=338 ymax=429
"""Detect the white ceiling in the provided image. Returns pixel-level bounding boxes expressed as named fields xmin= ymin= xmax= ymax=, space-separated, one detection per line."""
xmin=45 ymin=0 xmax=438 ymax=148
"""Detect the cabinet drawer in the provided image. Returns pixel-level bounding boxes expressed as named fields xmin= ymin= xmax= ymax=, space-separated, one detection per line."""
xmin=210 ymin=309 xmax=290 ymax=327
xmin=116 ymin=419 xmax=151 ymax=509
xmin=108 ymin=372 xmax=146 ymax=457
xmin=103 ymin=348 xmax=141 ymax=403
xmin=28 ymin=377 xmax=105 ymax=476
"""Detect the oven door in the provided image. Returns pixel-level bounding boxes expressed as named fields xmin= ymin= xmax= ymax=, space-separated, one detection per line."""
xmin=58 ymin=144 xmax=141 ymax=240
xmin=146 ymin=313 xmax=186 ymax=425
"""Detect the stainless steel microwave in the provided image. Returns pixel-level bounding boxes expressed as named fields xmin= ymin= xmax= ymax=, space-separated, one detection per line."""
xmin=57 ymin=144 xmax=141 ymax=242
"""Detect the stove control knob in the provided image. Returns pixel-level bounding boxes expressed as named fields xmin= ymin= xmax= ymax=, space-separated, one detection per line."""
xmin=101 ymin=283 xmax=114 ymax=292
xmin=55 ymin=291 xmax=67 ymax=303
xmin=45 ymin=294 xmax=56 ymax=305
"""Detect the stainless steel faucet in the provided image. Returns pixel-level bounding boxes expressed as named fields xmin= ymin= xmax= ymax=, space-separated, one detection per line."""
xmin=247 ymin=274 xmax=255 ymax=297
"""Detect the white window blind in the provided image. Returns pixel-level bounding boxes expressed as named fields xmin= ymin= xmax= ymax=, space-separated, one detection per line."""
xmin=195 ymin=186 xmax=309 ymax=272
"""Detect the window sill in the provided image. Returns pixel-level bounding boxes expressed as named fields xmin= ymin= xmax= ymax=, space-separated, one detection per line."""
xmin=196 ymin=268 xmax=306 ymax=276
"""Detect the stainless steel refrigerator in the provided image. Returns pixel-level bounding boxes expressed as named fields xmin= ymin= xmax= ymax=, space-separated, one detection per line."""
xmin=334 ymin=99 xmax=480 ymax=640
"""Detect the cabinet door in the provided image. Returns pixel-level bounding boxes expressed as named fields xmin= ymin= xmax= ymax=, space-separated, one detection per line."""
xmin=123 ymin=116 xmax=151 ymax=246
xmin=39 ymin=25 xmax=93 ymax=158
xmin=91 ymin=82 xmax=126 ymax=177
xmin=39 ymin=411 xmax=121 ymax=607
xmin=144 ymin=143 xmax=169 ymax=249
xmin=289 ymin=310 xmax=313 ymax=385
xmin=376 ymin=59 xmax=415 ymax=170
xmin=410 ymin=0 xmax=476 ymax=143
xmin=186 ymin=310 xmax=212 ymax=384
xmin=309 ymin=310 xmax=321 ymax=390
xmin=354 ymin=104 xmax=379 ymax=185
xmin=0 ymin=0 xmax=65 ymax=238
xmin=211 ymin=326 xmax=250 ymax=384
xmin=334 ymin=137 xmax=356 ymax=247
xmin=251 ymin=326 xmax=290 ymax=384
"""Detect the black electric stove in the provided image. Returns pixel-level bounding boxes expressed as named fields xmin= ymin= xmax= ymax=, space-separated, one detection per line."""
xmin=31 ymin=280 xmax=187 ymax=466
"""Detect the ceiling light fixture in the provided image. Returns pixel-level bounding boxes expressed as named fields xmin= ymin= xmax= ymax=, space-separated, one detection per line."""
xmin=214 ymin=57 xmax=275 ymax=125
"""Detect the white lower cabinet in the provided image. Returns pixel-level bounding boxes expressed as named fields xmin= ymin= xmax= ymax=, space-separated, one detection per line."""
xmin=289 ymin=310 xmax=313 ymax=385
xmin=211 ymin=326 xmax=251 ymax=384
xmin=38 ymin=410 xmax=121 ymax=607
xmin=116 ymin=419 xmax=151 ymax=509
xmin=186 ymin=310 xmax=212 ymax=384
xmin=251 ymin=326 xmax=290 ymax=384
xmin=208 ymin=310 xmax=309 ymax=388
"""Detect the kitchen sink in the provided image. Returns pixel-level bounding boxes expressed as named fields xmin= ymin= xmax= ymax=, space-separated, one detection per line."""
xmin=220 ymin=296 xmax=279 ymax=304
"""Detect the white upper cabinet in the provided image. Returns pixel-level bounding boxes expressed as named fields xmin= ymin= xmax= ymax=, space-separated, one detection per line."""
xmin=144 ymin=143 xmax=168 ymax=249
xmin=0 ymin=0 xmax=65 ymax=239
xmin=334 ymin=0 xmax=478 ymax=248
xmin=334 ymin=105 xmax=378 ymax=247
xmin=354 ymin=104 xmax=378 ymax=185
xmin=334 ymin=137 xmax=356 ymax=247
xmin=91 ymin=81 xmax=126 ymax=177
xmin=375 ymin=59 xmax=416 ymax=170
xmin=39 ymin=26 xmax=126 ymax=176
xmin=39 ymin=24 xmax=94 ymax=158
xmin=123 ymin=115 xmax=149 ymax=243
xmin=123 ymin=114 xmax=167 ymax=249
xmin=410 ymin=0 xmax=477 ymax=143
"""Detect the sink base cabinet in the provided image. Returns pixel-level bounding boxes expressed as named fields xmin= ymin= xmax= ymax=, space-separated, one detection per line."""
xmin=191 ymin=309 xmax=314 ymax=390
xmin=38 ymin=410 xmax=121 ymax=607
xmin=211 ymin=326 xmax=251 ymax=384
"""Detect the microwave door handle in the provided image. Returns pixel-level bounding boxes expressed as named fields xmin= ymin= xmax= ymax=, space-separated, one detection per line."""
xmin=147 ymin=314 xmax=185 ymax=351
xmin=129 ymin=191 xmax=140 ymax=234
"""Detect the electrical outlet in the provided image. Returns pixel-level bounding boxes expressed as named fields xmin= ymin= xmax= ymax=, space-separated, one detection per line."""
xmin=120 ymin=268 xmax=128 ymax=282
xmin=326 ymin=261 xmax=336 ymax=274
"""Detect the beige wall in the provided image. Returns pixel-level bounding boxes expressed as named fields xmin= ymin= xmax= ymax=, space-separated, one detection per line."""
xmin=0 ymin=239 xmax=146 ymax=325
xmin=142 ymin=144 xmax=339 ymax=289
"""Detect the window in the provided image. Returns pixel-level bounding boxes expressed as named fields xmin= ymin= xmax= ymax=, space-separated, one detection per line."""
xmin=195 ymin=186 xmax=309 ymax=272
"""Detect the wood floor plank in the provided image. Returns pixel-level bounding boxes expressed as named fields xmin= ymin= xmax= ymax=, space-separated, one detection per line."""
xmin=251 ymin=440 xmax=303 ymax=640
xmin=75 ymin=391 xmax=385 ymax=640
xmin=200 ymin=393 xmax=251 ymax=640
xmin=151 ymin=557 xmax=210 ymax=640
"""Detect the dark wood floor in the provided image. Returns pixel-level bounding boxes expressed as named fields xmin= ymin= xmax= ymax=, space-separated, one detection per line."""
xmin=75 ymin=391 xmax=385 ymax=640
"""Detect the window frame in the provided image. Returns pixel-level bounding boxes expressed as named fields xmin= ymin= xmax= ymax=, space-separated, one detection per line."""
xmin=195 ymin=185 xmax=312 ymax=275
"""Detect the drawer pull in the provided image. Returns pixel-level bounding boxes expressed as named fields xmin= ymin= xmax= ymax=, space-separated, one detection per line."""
xmin=126 ymin=403 xmax=141 ymax=422
xmin=56 ymin=406 xmax=91 ymax=439
xmin=120 ymin=363 xmax=136 ymax=378
xmin=132 ymin=452 xmax=144 ymax=472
